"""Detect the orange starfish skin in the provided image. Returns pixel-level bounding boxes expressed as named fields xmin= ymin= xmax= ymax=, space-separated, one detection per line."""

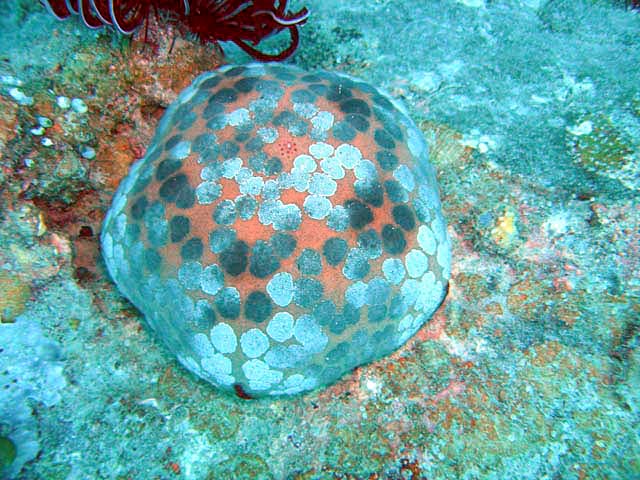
xmin=101 ymin=63 xmax=451 ymax=398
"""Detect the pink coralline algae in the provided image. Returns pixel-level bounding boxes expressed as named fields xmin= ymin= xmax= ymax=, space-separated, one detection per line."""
xmin=100 ymin=63 xmax=451 ymax=398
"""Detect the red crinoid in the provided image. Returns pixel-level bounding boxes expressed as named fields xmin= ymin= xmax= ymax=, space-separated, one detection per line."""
xmin=183 ymin=0 xmax=308 ymax=61
xmin=40 ymin=0 xmax=309 ymax=61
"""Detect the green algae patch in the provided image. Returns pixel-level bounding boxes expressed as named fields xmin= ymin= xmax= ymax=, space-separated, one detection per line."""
xmin=568 ymin=113 xmax=639 ymax=191
xmin=0 ymin=436 xmax=17 ymax=471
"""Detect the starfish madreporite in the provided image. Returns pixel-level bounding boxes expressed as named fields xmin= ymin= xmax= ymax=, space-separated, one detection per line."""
xmin=101 ymin=63 xmax=451 ymax=398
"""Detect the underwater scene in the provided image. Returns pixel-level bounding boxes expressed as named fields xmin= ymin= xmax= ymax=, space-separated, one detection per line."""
xmin=0 ymin=0 xmax=638 ymax=478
